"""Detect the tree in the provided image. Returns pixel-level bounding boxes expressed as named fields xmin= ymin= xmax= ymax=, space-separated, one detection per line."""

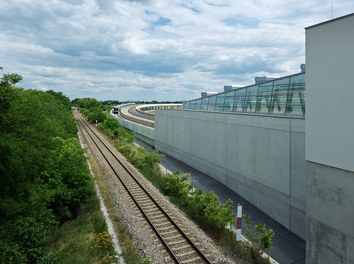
xmin=46 ymin=90 xmax=71 ymax=110
xmin=187 ymin=190 xmax=234 ymax=234
xmin=0 ymin=67 xmax=22 ymax=86
xmin=0 ymin=70 xmax=94 ymax=262
xmin=45 ymin=137 xmax=93 ymax=222
xmin=73 ymin=97 xmax=101 ymax=109
xmin=243 ymin=214 xmax=275 ymax=254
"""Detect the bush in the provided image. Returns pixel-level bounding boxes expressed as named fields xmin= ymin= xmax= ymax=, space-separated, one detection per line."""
xmin=160 ymin=172 xmax=234 ymax=236
xmin=161 ymin=172 xmax=192 ymax=204
xmin=95 ymin=231 xmax=113 ymax=253
xmin=187 ymin=190 xmax=234 ymax=235
xmin=244 ymin=214 xmax=275 ymax=254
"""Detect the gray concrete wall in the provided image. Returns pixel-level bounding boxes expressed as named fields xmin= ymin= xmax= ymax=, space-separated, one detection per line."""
xmin=155 ymin=109 xmax=306 ymax=238
xmin=306 ymin=162 xmax=354 ymax=264
xmin=110 ymin=111 xmax=155 ymax=146
xmin=305 ymin=14 xmax=354 ymax=264
xmin=306 ymin=14 xmax=354 ymax=172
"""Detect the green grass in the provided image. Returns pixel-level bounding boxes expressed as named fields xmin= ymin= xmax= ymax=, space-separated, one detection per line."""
xmin=46 ymin=197 xmax=115 ymax=264
xmin=89 ymin=155 xmax=151 ymax=264
xmin=139 ymin=166 xmax=163 ymax=188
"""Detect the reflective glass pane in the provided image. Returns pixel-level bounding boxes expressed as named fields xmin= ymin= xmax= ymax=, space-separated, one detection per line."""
xmin=215 ymin=93 xmax=226 ymax=111
xmin=256 ymin=82 xmax=273 ymax=114
xmin=244 ymin=85 xmax=258 ymax=113
xmin=208 ymin=95 xmax=217 ymax=104
xmin=286 ymin=74 xmax=305 ymax=116
xmin=189 ymin=101 xmax=195 ymax=110
xmin=200 ymin=103 xmax=208 ymax=110
xmin=202 ymin=97 xmax=210 ymax=104
xmin=224 ymin=90 xmax=236 ymax=112
xmin=208 ymin=95 xmax=217 ymax=111
xmin=234 ymin=88 xmax=246 ymax=112
xmin=208 ymin=104 xmax=215 ymax=111
xmin=182 ymin=72 xmax=305 ymax=117
xmin=270 ymin=77 xmax=290 ymax=115
xmin=194 ymin=103 xmax=201 ymax=110
xmin=200 ymin=97 xmax=209 ymax=110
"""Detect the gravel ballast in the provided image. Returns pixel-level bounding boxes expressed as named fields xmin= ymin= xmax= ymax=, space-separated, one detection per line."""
xmin=78 ymin=120 xmax=235 ymax=264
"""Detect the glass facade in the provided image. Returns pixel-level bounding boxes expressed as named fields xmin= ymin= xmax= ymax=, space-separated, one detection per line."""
xmin=183 ymin=72 xmax=305 ymax=117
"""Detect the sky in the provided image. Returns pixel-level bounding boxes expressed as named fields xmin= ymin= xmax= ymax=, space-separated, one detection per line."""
xmin=1 ymin=0 xmax=353 ymax=101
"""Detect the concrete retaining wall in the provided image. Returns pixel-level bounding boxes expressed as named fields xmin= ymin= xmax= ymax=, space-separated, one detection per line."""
xmin=305 ymin=14 xmax=354 ymax=263
xmin=110 ymin=112 xmax=155 ymax=146
xmin=155 ymin=109 xmax=306 ymax=238
xmin=306 ymin=162 xmax=354 ymax=264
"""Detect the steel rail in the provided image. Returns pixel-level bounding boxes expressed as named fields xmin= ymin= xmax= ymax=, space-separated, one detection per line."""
xmin=74 ymin=111 xmax=212 ymax=264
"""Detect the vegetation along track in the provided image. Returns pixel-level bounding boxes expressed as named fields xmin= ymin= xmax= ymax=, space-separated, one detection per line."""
xmin=74 ymin=111 xmax=213 ymax=264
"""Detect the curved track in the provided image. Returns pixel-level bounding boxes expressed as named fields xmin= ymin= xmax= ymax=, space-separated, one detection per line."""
xmin=119 ymin=105 xmax=155 ymax=128
xmin=74 ymin=111 xmax=212 ymax=264
xmin=129 ymin=106 xmax=155 ymax=121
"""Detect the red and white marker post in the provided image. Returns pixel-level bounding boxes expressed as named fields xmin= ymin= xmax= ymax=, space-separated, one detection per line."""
xmin=236 ymin=204 xmax=242 ymax=241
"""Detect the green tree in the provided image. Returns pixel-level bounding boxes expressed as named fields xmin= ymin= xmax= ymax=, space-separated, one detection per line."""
xmin=0 ymin=67 xmax=23 ymax=86
xmin=160 ymin=172 xmax=192 ymax=204
xmin=73 ymin=97 xmax=101 ymax=109
xmin=46 ymin=90 xmax=71 ymax=110
xmin=187 ymin=191 xmax=234 ymax=235
xmin=86 ymin=107 xmax=107 ymax=123
xmin=243 ymin=214 xmax=275 ymax=254
xmin=0 ymin=68 xmax=94 ymax=262
xmin=44 ymin=137 xmax=94 ymax=221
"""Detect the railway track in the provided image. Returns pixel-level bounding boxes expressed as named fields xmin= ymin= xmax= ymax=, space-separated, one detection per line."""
xmin=74 ymin=111 xmax=213 ymax=264
xmin=128 ymin=105 xmax=155 ymax=121
xmin=119 ymin=105 xmax=155 ymax=128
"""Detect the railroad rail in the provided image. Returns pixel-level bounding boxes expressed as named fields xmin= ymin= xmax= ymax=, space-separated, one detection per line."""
xmin=74 ymin=111 xmax=212 ymax=264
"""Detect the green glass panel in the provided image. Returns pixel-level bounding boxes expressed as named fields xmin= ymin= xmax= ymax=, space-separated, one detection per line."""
xmin=224 ymin=90 xmax=236 ymax=112
xmin=244 ymin=85 xmax=258 ymax=113
xmin=270 ymin=77 xmax=290 ymax=115
xmin=286 ymin=74 xmax=305 ymax=116
xmin=256 ymin=82 xmax=273 ymax=114
xmin=215 ymin=93 xmax=226 ymax=111
xmin=234 ymin=88 xmax=246 ymax=112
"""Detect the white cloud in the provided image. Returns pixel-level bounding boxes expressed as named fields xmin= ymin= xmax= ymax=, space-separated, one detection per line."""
xmin=0 ymin=0 xmax=353 ymax=101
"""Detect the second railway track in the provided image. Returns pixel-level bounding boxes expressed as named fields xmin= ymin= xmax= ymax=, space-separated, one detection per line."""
xmin=74 ymin=111 xmax=213 ymax=264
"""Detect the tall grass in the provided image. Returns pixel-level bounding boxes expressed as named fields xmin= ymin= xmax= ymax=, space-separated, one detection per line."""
xmin=46 ymin=197 xmax=115 ymax=264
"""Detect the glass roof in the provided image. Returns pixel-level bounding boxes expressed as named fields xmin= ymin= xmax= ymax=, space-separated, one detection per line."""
xmin=183 ymin=72 xmax=305 ymax=117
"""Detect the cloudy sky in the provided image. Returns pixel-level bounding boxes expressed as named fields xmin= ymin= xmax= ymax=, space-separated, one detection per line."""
xmin=1 ymin=0 xmax=353 ymax=101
